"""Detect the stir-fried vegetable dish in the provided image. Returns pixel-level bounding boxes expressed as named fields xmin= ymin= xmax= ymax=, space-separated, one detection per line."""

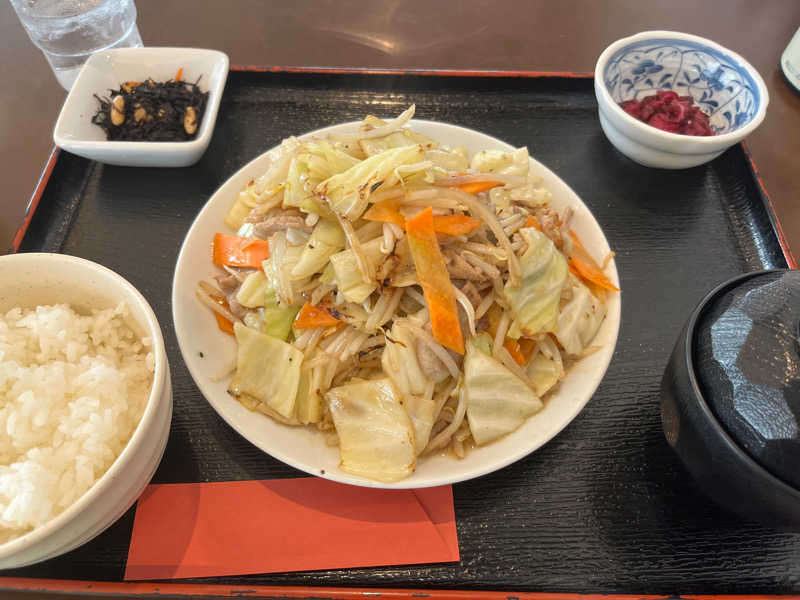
xmin=197 ymin=106 xmax=618 ymax=482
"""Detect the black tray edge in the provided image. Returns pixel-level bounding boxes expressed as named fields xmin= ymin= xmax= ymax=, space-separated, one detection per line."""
xmin=232 ymin=64 xmax=595 ymax=79
xmin=9 ymin=147 xmax=60 ymax=254
xmin=739 ymin=140 xmax=797 ymax=269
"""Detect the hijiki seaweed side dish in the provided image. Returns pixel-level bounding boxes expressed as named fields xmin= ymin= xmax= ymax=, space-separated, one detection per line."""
xmin=197 ymin=105 xmax=619 ymax=483
xmin=92 ymin=69 xmax=209 ymax=141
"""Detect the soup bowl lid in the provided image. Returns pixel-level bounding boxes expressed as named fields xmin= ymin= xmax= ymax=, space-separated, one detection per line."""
xmin=693 ymin=269 xmax=800 ymax=490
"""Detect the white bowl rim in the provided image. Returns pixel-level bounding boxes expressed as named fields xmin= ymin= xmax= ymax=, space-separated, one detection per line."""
xmin=594 ymin=30 xmax=769 ymax=146
xmin=172 ymin=117 xmax=621 ymax=489
xmin=53 ymin=46 xmax=229 ymax=152
xmin=0 ymin=253 xmax=167 ymax=558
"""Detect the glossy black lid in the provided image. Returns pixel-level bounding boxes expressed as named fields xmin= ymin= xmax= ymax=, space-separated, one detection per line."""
xmin=693 ymin=269 xmax=800 ymax=490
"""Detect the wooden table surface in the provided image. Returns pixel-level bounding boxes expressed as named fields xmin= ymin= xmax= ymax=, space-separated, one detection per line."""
xmin=1 ymin=1 xmax=799 ymax=598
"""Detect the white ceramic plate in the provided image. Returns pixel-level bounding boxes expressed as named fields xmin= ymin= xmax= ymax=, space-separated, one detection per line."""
xmin=172 ymin=119 xmax=621 ymax=488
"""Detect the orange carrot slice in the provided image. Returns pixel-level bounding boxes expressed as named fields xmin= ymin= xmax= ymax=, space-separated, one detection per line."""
xmin=487 ymin=305 xmax=537 ymax=366
xmin=212 ymin=233 xmax=270 ymax=269
xmin=293 ymin=301 xmax=340 ymax=329
xmin=406 ymin=207 xmax=464 ymax=354
xmin=365 ymin=202 xmax=483 ymax=238
xmin=568 ymin=231 xmax=619 ymax=292
xmin=524 ymin=215 xmax=542 ymax=231
xmin=518 ymin=337 xmax=536 ymax=362
xmin=432 ymin=214 xmax=482 ymax=236
xmin=457 ymin=181 xmax=503 ymax=195
xmin=503 ymin=338 xmax=526 ymax=365
xmin=363 ymin=200 xmax=406 ymax=228
xmin=504 ymin=336 xmax=537 ymax=366
xmin=214 ymin=312 xmax=235 ymax=334
xmin=209 ymin=295 xmax=235 ymax=335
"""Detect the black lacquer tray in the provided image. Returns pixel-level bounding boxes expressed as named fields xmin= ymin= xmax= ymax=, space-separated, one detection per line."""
xmin=3 ymin=68 xmax=798 ymax=598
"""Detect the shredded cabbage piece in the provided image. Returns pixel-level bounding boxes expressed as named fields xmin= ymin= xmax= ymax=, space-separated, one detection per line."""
xmin=315 ymin=144 xmax=425 ymax=219
xmin=291 ymin=219 xmax=346 ymax=280
xmin=229 ymin=323 xmax=303 ymax=424
xmin=555 ymin=275 xmax=607 ymax=357
xmin=327 ymin=378 xmax=416 ymax=482
xmin=463 ymin=338 xmax=543 ymax=446
xmin=504 ymin=227 xmax=568 ymax=338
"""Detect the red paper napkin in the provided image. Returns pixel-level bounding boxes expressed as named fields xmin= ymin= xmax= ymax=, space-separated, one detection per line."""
xmin=124 ymin=478 xmax=459 ymax=580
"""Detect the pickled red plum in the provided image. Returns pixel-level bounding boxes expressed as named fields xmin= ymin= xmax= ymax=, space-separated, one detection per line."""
xmin=619 ymin=91 xmax=715 ymax=136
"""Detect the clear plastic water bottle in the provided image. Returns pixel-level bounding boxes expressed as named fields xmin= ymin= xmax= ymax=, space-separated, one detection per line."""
xmin=10 ymin=0 xmax=143 ymax=91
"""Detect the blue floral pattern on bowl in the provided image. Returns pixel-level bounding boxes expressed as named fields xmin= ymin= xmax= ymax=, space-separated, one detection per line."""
xmin=603 ymin=38 xmax=761 ymax=134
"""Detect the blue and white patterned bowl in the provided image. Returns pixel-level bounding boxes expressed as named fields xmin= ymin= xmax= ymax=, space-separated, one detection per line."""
xmin=595 ymin=31 xmax=768 ymax=169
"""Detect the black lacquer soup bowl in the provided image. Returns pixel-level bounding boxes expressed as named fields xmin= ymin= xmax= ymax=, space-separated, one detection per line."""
xmin=661 ymin=269 xmax=800 ymax=529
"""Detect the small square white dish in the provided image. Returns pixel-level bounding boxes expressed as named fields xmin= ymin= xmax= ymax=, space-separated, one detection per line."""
xmin=53 ymin=47 xmax=229 ymax=168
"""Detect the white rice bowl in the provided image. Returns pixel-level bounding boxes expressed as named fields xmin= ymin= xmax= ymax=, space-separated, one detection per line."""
xmin=0 ymin=303 xmax=154 ymax=544
xmin=0 ymin=253 xmax=170 ymax=569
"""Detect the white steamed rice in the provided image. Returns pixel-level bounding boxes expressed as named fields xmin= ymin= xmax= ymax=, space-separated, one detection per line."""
xmin=0 ymin=303 xmax=154 ymax=544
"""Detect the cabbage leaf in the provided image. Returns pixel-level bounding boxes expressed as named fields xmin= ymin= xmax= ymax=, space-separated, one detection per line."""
xmin=265 ymin=232 xmax=308 ymax=306
xmin=380 ymin=321 xmax=435 ymax=454
xmin=426 ymin=147 xmax=469 ymax=172
xmin=327 ymin=378 xmax=416 ymax=482
xmin=384 ymin=236 xmax=418 ymax=287
xmin=229 ymin=323 xmax=303 ymax=424
xmin=225 ymin=136 xmax=299 ymax=229
xmin=261 ymin=304 xmax=299 ymax=341
xmin=490 ymin=173 xmax=553 ymax=210
xmin=295 ymin=370 xmax=323 ymax=425
xmin=284 ymin=140 xmax=359 ymax=211
xmin=469 ymin=146 xmax=529 ymax=177
xmin=381 ymin=320 xmax=430 ymax=398
xmin=526 ymin=354 xmax=560 ymax=397
xmin=329 ymin=237 xmax=385 ymax=303
xmin=464 ymin=338 xmax=543 ymax=445
xmin=359 ymin=131 xmax=432 ymax=157
xmin=555 ymin=276 xmax=607 ymax=357
xmin=404 ymin=392 xmax=436 ymax=456
xmin=505 ymin=227 xmax=568 ymax=338
xmin=290 ymin=218 xmax=346 ymax=280
xmin=235 ymin=271 xmax=299 ymax=340
xmin=306 ymin=139 xmax=361 ymax=174
xmin=315 ymin=144 xmax=425 ymax=219
xmin=236 ymin=271 xmax=269 ymax=308
xmin=283 ymin=156 xmax=312 ymax=209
